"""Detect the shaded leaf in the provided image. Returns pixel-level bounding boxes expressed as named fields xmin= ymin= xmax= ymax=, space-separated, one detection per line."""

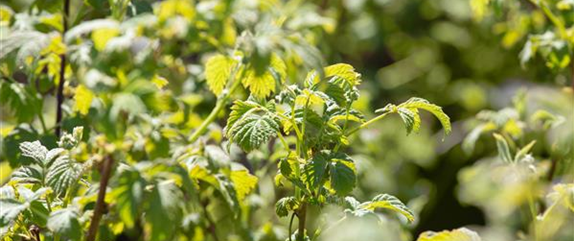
xmin=47 ymin=208 xmax=82 ymax=240
xmin=493 ymin=133 xmax=512 ymax=163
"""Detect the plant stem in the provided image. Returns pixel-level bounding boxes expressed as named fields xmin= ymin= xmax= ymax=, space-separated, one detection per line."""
xmin=345 ymin=112 xmax=390 ymax=136
xmin=202 ymin=201 xmax=220 ymax=241
xmin=297 ymin=203 xmax=307 ymax=241
xmin=86 ymin=155 xmax=114 ymax=241
xmin=188 ymin=75 xmax=243 ymax=143
xmin=288 ymin=212 xmax=296 ymax=241
xmin=55 ymin=0 xmax=70 ymax=137
xmin=527 ymin=191 xmax=539 ymax=241
xmin=570 ymin=53 xmax=573 ymax=91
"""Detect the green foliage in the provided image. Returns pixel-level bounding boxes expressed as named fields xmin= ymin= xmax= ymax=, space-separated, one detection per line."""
xmin=2 ymin=0 xmax=571 ymax=240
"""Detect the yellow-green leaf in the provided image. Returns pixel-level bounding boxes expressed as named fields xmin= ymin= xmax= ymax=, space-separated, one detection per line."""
xmin=152 ymin=75 xmax=169 ymax=89
xmin=399 ymin=97 xmax=451 ymax=137
xmin=205 ymin=54 xmax=236 ymax=96
xmin=417 ymin=228 xmax=481 ymax=241
xmin=230 ymin=170 xmax=258 ymax=201
xmin=74 ymin=84 xmax=94 ymax=115
xmin=361 ymin=194 xmax=415 ymax=223
xmin=241 ymin=54 xmax=286 ymax=98
xmin=91 ymin=27 xmax=119 ymax=51
xmin=324 ymin=63 xmax=361 ymax=86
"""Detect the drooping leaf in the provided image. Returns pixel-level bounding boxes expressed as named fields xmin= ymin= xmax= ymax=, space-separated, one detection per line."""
xmin=205 ymin=54 xmax=237 ymax=96
xmin=398 ymin=97 xmax=451 ymax=136
xmin=416 ymin=227 xmax=482 ymax=241
xmin=47 ymin=208 xmax=82 ymax=240
xmin=492 ymin=133 xmax=512 ymax=163
xmin=360 ymin=194 xmax=415 ymax=223
xmin=275 ymin=196 xmax=299 ymax=217
xmin=397 ymin=107 xmax=420 ymax=135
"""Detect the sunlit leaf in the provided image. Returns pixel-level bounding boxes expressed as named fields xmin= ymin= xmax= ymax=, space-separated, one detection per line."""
xmin=205 ymin=54 xmax=237 ymax=96
xmin=360 ymin=194 xmax=415 ymax=223
xmin=74 ymin=84 xmax=94 ymax=115
xmin=230 ymin=170 xmax=258 ymax=201
xmin=417 ymin=227 xmax=481 ymax=241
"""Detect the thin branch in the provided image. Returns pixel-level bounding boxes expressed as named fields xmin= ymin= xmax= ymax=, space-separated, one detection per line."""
xmin=288 ymin=212 xmax=296 ymax=241
xmin=86 ymin=155 xmax=115 ymax=241
xmin=55 ymin=0 xmax=70 ymax=137
xmin=188 ymin=70 xmax=244 ymax=143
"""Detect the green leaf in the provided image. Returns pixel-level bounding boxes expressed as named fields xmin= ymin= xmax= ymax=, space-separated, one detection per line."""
xmin=230 ymin=170 xmax=258 ymax=201
xmin=12 ymin=165 xmax=43 ymax=184
xmin=361 ymin=194 xmax=415 ymax=223
xmin=492 ymin=133 xmax=512 ymax=163
xmin=145 ymin=181 xmax=184 ymax=241
xmin=399 ymin=97 xmax=451 ymax=137
xmin=397 ymin=107 xmax=420 ymax=135
xmin=205 ymin=54 xmax=236 ymax=96
xmin=47 ymin=208 xmax=82 ymax=240
xmin=46 ymin=155 xmax=83 ymax=196
xmin=416 ymin=227 xmax=482 ymax=241
xmin=279 ymin=155 xmax=299 ymax=179
xmin=112 ymin=168 xmax=145 ymax=228
xmin=19 ymin=141 xmax=48 ymax=165
xmin=0 ymin=199 xmax=27 ymax=227
xmin=226 ymin=100 xmax=259 ymax=135
xmin=302 ymin=152 xmax=329 ymax=190
xmin=227 ymin=114 xmax=279 ymax=152
xmin=275 ymin=196 xmax=299 ymax=217
xmin=328 ymin=154 xmax=356 ymax=196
